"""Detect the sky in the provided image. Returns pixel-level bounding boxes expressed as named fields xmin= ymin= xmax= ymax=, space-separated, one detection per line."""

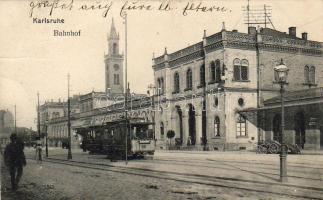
xmin=0 ymin=0 xmax=322 ymax=129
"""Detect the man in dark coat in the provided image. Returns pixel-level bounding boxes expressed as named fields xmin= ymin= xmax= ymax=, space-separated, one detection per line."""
xmin=4 ymin=133 xmax=26 ymax=190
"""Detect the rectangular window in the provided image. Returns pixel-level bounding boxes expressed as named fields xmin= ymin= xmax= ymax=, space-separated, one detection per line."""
xmin=236 ymin=121 xmax=247 ymax=136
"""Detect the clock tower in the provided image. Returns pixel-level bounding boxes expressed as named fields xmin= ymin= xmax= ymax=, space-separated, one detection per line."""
xmin=104 ymin=18 xmax=124 ymax=96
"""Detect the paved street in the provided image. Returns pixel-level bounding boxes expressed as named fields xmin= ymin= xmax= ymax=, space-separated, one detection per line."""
xmin=1 ymin=148 xmax=323 ymax=200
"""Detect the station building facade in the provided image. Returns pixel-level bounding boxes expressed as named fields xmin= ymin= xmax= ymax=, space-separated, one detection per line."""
xmin=152 ymin=26 xmax=323 ymax=150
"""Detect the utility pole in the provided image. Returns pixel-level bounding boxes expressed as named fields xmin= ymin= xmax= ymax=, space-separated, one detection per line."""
xmin=67 ymin=73 xmax=72 ymax=160
xmin=14 ymin=104 xmax=17 ymax=134
xmin=243 ymin=1 xmax=274 ymax=30
xmin=37 ymin=92 xmax=41 ymax=138
xmin=45 ymin=119 xmax=48 ymax=157
xmin=124 ymin=13 xmax=128 ymax=165
xmin=202 ymin=30 xmax=207 ymax=150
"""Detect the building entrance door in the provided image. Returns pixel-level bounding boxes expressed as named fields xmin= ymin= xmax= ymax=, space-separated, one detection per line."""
xmin=294 ymin=112 xmax=305 ymax=149
xmin=176 ymin=106 xmax=183 ymax=145
xmin=188 ymin=104 xmax=196 ymax=146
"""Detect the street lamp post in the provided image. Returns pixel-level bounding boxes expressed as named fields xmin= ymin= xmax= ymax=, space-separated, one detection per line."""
xmin=122 ymin=13 xmax=128 ymax=165
xmin=274 ymin=59 xmax=289 ymax=182
xmin=67 ymin=73 xmax=72 ymax=160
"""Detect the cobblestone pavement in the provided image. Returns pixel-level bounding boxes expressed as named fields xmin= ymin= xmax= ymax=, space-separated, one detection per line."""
xmin=1 ymin=148 xmax=323 ymax=200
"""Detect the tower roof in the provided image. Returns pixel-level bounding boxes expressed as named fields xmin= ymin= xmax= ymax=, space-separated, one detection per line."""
xmin=108 ymin=18 xmax=119 ymax=39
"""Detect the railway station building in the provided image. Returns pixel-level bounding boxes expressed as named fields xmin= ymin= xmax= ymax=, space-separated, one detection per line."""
xmin=152 ymin=25 xmax=323 ymax=151
xmin=42 ymin=20 xmax=323 ymax=151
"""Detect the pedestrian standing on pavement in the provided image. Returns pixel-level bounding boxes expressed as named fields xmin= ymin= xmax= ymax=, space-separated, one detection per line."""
xmin=4 ymin=133 xmax=26 ymax=191
xmin=35 ymin=137 xmax=42 ymax=164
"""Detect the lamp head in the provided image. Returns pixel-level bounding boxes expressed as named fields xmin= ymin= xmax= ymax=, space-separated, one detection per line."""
xmin=274 ymin=59 xmax=289 ymax=83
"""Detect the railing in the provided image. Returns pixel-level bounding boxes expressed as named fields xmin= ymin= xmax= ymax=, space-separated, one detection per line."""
xmin=262 ymin=35 xmax=322 ymax=49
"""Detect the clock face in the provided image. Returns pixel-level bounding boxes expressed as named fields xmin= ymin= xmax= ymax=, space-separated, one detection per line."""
xmin=114 ymin=64 xmax=119 ymax=71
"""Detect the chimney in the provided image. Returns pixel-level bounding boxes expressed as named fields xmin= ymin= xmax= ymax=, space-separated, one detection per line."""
xmin=288 ymin=27 xmax=296 ymax=38
xmin=248 ymin=27 xmax=257 ymax=35
xmin=302 ymin=32 xmax=308 ymax=40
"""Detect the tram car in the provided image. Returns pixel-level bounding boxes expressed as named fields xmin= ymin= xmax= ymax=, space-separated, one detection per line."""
xmin=77 ymin=118 xmax=155 ymax=158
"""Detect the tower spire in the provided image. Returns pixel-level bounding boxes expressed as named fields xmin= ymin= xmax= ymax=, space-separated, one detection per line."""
xmin=109 ymin=18 xmax=119 ymax=39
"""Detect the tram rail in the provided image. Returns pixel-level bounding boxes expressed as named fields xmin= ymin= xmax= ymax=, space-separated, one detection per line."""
xmin=27 ymin=157 xmax=323 ymax=200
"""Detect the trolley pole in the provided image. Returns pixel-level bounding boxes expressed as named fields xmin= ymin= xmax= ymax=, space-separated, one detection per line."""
xmin=124 ymin=13 xmax=128 ymax=165
xmin=67 ymin=73 xmax=72 ymax=160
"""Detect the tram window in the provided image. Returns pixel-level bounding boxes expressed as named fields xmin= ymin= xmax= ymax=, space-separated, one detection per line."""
xmin=103 ymin=130 xmax=109 ymax=139
xmin=132 ymin=127 xmax=137 ymax=138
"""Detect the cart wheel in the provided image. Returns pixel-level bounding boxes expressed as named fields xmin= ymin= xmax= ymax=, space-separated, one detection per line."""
xmin=258 ymin=145 xmax=267 ymax=154
xmin=269 ymin=143 xmax=279 ymax=154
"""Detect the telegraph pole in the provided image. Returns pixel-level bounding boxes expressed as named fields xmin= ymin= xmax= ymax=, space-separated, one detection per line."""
xmin=67 ymin=73 xmax=72 ymax=160
xmin=37 ymin=92 xmax=41 ymax=138
xmin=201 ymin=30 xmax=207 ymax=150
xmin=124 ymin=13 xmax=128 ymax=165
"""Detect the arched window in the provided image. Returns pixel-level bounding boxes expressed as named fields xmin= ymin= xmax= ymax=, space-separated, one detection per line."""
xmin=200 ymin=64 xmax=205 ymax=86
xmin=309 ymin=66 xmax=315 ymax=84
xmin=236 ymin=115 xmax=247 ymax=136
xmin=160 ymin=122 xmax=164 ymax=139
xmin=233 ymin=58 xmax=241 ymax=80
xmin=186 ymin=68 xmax=192 ymax=89
xmin=160 ymin=77 xmax=164 ymax=94
xmin=214 ymin=116 xmax=220 ymax=137
xmin=215 ymin=60 xmax=221 ymax=82
xmin=233 ymin=59 xmax=249 ymax=81
xmin=241 ymin=59 xmax=249 ymax=80
xmin=304 ymin=66 xmax=309 ymax=84
xmin=174 ymin=72 xmax=180 ymax=93
xmin=210 ymin=61 xmax=216 ymax=81
xmin=157 ymin=78 xmax=161 ymax=94
xmin=113 ymin=43 xmax=117 ymax=54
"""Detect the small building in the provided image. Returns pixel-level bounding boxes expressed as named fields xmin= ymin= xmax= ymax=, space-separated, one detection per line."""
xmin=0 ymin=110 xmax=14 ymax=144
